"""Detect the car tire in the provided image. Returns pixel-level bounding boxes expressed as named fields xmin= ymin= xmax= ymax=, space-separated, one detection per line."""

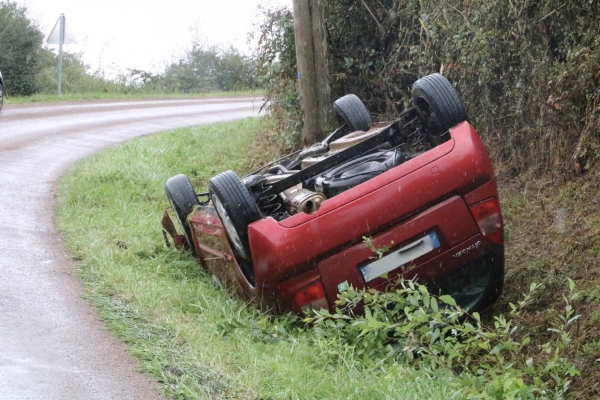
xmin=333 ymin=94 xmax=372 ymax=132
xmin=412 ymin=73 xmax=468 ymax=134
xmin=0 ymin=83 xmax=3 ymax=111
xmin=165 ymin=174 xmax=199 ymax=256
xmin=209 ymin=170 xmax=262 ymax=283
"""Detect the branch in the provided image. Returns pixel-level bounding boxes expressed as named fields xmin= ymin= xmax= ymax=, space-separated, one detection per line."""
xmin=359 ymin=0 xmax=385 ymax=36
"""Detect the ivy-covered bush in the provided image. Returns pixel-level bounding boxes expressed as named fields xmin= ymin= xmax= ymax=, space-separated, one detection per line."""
xmin=416 ymin=0 xmax=600 ymax=173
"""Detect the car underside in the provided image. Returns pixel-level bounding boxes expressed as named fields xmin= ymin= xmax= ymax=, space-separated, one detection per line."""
xmin=162 ymin=73 xmax=505 ymax=316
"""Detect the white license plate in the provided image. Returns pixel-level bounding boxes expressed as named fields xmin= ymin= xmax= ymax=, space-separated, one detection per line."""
xmin=360 ymin=232 xmax=440 ymax=282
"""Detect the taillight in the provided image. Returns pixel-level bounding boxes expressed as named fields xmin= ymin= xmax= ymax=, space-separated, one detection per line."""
xmin=293 ymin=281 xmax=329 ymax=314
xmin=469 ymin=198 xmax=504 ymax=246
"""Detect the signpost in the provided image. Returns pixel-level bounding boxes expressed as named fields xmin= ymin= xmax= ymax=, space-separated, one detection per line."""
xmin=47 ymin=14 xmax=77 ymax=95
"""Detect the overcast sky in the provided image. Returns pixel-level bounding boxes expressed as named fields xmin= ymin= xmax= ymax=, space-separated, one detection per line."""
xmin=16 ymin=0 xmax=292 ymax=76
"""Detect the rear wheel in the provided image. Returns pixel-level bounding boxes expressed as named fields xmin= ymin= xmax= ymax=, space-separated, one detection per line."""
xmin=0 ymin=83 xmax=3 ymax=111
xmin=333 ymin=94 xmax=372 ymax=132
xmin=209 ymin=170 xmax=262 ymax=284
xmin=412 ymin=73 xmax=468 ymax=134
xmin=165 ymin=174 xmax=199 ymax=256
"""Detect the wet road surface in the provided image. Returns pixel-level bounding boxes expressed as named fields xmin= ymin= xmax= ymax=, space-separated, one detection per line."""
xmin=0 ymin=98 xmax=261 ymax=399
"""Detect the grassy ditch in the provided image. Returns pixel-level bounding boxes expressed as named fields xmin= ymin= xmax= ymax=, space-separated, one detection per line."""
xmin=56 ymin=116 xmax=599 ymax=398
xmin=55 ymin=118 xmax=449 ymax=399
xmin=5 ymin=90 xmax=263 ymax=105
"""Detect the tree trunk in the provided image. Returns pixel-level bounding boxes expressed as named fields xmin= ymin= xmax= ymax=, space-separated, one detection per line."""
xmin=310 ymin=0 xmax=333 ymax=136
xmin=293 ymin=0 xmax=319 ymax=146
xmin=292 ymin=0 xmax=332 ymax=146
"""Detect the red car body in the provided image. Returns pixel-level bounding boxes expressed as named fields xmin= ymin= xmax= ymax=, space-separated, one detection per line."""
xmin=163 ymin=120 xmax=504 ymax=315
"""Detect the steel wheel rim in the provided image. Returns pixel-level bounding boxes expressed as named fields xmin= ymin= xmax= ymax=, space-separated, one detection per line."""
xmin=212 ymin=195 xmax=248 ymax=260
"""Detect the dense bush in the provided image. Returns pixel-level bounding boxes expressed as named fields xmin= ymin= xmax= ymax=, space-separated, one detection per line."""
xmin=0 ymin=1 xmax=44 ymax=95
xmin=416 ymin=0 xmax=600 ymax=173
xmin=162 ymin=44 xmax=257 ymax=93
xmin=257 ymin=1 xmax=600 ymax=174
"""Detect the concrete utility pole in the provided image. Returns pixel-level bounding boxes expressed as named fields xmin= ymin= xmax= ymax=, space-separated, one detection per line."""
xmin=292 ymin=0 xmax=333 ymax=146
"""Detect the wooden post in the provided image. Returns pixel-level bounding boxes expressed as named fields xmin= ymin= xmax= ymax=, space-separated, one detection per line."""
xmin=292 ymin=0 xmax=332 ymax=146
xmin=310 ymin=0 xmax=333 ymax=136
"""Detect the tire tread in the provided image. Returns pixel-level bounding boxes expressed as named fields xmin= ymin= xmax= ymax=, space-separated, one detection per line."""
xmin=165 ymin=174 xmax=199 ymax=255
xmin=412 ymin=73 xmax=468 ymax=132
xmin=333 ymin=94 xmax=372 ymax=132
xmin=208 ymin=170 xmax=262 ymax=274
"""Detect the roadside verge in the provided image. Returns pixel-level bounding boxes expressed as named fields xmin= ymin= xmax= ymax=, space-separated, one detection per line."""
xmin=55 ymin=117 xmax=447 ymax=399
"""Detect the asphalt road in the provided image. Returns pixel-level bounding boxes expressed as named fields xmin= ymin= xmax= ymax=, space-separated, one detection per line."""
xmin=0 ymin=98 xmax=261 ymax=399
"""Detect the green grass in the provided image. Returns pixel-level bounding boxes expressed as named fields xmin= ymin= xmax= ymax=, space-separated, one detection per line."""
xmin=5 ymin=90 xmax=264 ymax=105
xmin=55 ymin=118 xmax=449 ymax=399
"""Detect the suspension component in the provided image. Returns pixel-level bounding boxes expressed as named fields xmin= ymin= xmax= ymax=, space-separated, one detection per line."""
xmin=280 ymin=185 xmax=326 ymax=215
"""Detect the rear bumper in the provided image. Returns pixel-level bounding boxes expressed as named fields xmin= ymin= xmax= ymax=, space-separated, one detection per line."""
xmin=260 ymin=238 xmax=504 ymax=314
xmin=255 ymin=193 xmax=503 ymax=314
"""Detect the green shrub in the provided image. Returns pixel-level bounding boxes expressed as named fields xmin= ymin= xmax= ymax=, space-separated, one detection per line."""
xmin=0 ymin=1 xmax=44 ymax=95
xmin=36 ymin=51 xmax=126 ymax=94
xmin=307 ymin=278 xmax=580 ymax=399
xmin=162 ymin=44 xmax=257 ymax=93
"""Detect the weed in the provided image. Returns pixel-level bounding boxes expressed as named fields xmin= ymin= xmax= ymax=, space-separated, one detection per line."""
xmin=306 ymin=279 xmax=580 ymax=399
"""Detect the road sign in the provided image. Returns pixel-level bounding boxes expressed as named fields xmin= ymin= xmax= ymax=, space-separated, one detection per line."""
xmin=46 ymin=14 xmax=77 ymax=95
xmin=47 ymin=14 xmax=77 ymax=44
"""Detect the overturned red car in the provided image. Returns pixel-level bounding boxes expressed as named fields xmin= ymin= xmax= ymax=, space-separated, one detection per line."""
xmin=162 ymin=73 xmax=504 ymax=315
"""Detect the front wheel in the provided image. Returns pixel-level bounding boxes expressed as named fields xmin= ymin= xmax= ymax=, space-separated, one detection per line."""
xmin=165 ymin=174 xmax=199 ymax=256
xmin=209 ymin=171 xmax=262 ymax=284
